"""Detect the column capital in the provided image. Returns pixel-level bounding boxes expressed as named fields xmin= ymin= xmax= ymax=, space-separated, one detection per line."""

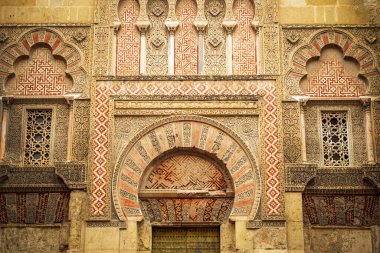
xmin=360 ymin=96 xmax=372 ymax=110
xmin=112 ymin=21 xmax=121 ymax=34
xmin=194 ymin=20 xmax=208 ymax=33
xmin=222 ymin=20 xmax=237 ymax=34
xmin=251 ymin=20 xmax=260 ymax=31
xmin=136 ymin=20 xmax=151 ymax=34
xmin=165 ymin=20 xmax=179 ymax=35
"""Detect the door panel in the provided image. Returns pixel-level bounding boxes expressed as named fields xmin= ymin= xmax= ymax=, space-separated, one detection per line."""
xmin=152 ymin=227 xmax=220 ymax=253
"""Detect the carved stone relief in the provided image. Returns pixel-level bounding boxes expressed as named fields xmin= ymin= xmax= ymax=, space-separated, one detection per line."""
xmin=5 ymin=102 xmax=69 ymax=166
xmin=204 ymin=0 xmax=226 ymax=75
xmin=72 ymin=100 xmax=90 ymax=162
xmin=232 ymin=0 xmax=256 ymax=75
xmin=146 ymin=0 xmax=169 ymax=75
xmin=304 ymin=102 xmax=366 ymax=167
xmin=303 ymin=194 xmax=379 ymax=226
xmin=174 ymin=0 xmax=198 ymax=75
xmin=116 ymin=0 xmax=140 ymax=76
xmin=282 ymin=28 xmax=380 ymax=99
xmin=282 ymin=102 xmax=301 ymax=164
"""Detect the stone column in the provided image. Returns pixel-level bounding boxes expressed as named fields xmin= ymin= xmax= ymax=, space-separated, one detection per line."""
xmin=0 ymin=99 xmax=9 ymax=161
xmin=165 ymin=21 xmax=179 ymax=75
xmin=252 ymin=20 xmax=260 ymax=74
xmin=67 ymin=190 xmax=86 ymax=253
xmin=136 ymin=21 xmax=150 ymax=75
xmin=120 ymin=217 xmax=144 ymax=253
xmin=223 ymin=20 xmax=237 ymax=75
xmin=112 ymin=22 xmax=121 ymax=76
xmin=194 ymin=21 xmax=208 ymax=75
xmin=285 ymin=192 xmax=305 ymax=253
xmin=299 ymin=98 xmax=309 ymax=163
xmin=361 ymin=97 xmax=376 ymax=164
xmin=66 ymin=100 xmax=74 ymax=162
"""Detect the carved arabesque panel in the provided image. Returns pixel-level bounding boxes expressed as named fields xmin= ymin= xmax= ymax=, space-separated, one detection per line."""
xmin=232 ymin=0 xmax=256 ymax=75
xmin=174 ymin=0 xmax=198 ymax=75
xmin=6 ymin=104 xmax=23 ymax=164
xmin=72 ymin=100 xmax=90 ymax=162
xmin=116 ymin=0 xmax=140 ymax=76
xmin=204 ymin=0 xmax=226 ymax=75
xmin=146 ymin=0 xmax=169 ymax=75
xmin=282 ymin=102 xmax=301 ymax=164
xmin=374 ymin=101 xmax=380 ymax=161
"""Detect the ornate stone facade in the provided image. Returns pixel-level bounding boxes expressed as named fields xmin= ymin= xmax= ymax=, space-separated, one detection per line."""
xmin=0 ymin=1 xmax=379 ymax=253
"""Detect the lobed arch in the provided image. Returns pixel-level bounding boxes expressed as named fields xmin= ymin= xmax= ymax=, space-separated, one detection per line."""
xmin=112 ymin=115 xmax=262 ymax=221
xmin=0 ymin=28 xmax=86 ymax=96
xmin=286 ymin=29 xmax=379 ymax=97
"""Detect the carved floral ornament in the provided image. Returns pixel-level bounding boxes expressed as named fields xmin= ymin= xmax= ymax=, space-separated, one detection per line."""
xmin=0 ymin=28 xmax=87 ymax=96
xmin=286 ymin=29 xmax=379 ymax=96
xmin=112 ymin=116 xmax=262 ymax=221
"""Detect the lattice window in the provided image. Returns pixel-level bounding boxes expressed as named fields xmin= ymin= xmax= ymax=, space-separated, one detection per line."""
xmin=24 ymin=109 xmax=52 ymax=166
xmin=321 ymin=111 xmax=349 ymax=166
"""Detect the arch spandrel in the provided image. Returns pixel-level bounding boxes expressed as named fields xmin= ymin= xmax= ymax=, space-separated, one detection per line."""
xmin=112 ymin=116 xmax=261 ymax=222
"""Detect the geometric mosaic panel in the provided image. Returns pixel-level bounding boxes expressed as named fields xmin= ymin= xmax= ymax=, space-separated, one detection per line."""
xmin=233 ymin=0 xmax=256 ymax=75
xmin=6 ymin=47 xmax=71 ymax=96
xmin=116 ymin=0 xmax=140 ymax=76
xmin=143 ymin=154 xmax=229 ymax=190
xmin=300 ymin=47 xmax=367 ymax=97
xmin=174 ymin=0 xmax=198 ymax=75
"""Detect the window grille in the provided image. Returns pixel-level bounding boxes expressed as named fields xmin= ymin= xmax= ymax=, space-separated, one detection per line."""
xmin=24 ymin=109 xmax=52 ymax=166
xmin=321 ymin=111 xmax=349 ymax=166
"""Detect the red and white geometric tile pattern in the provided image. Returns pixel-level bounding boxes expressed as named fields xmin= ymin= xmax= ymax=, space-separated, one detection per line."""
xmin=8 ymin=47 xmax=69 ymax=96
xmin=116 ymin=0 xmax=140 ymax=76
xmin=91 ymin=81 xmax=281 ymax=217
xmin=174 ymin=0 xmax=198 ymax=75
xmin=233 ymin=0 xmax=256 ymax=75
xmin=304 ymin=56 xmax=367 ymax=97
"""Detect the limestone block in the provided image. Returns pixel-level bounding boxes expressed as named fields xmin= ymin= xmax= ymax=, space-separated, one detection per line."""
xmin=287 ymin=222 xmax=304 ymax=250
xmin=307 ymin=227 xmax=372 ymax=253
xmin=84 ymin=227 xmax=120 ymax=251
xmin=285 ymin=193 xmax=303 ymax=222
xmin=307 ymin=0 xmax=337 ymax=5
xmin=252 ymin=227 xmax=287 ymax=250
xmin=221 ymin=222 xmax=235 ymax=252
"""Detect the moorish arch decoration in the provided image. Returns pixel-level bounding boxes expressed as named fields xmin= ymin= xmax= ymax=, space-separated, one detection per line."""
xmin=286 ymin=29 xmax=379 ymax=97
xmin=112 ymin=116 xmax=262 ymax=221
xmin=0 ymin=29 xmax=86 ymax=96
xmin=139 ymin=149 xmax=235 ymax=222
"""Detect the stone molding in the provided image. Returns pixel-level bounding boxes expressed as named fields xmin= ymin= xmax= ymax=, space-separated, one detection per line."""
xmin=286 ymin=163 xmax=380 ymax=193
xmin=55 ymin=162 xmax=87 ymax=190
xmin=0 ymin=163 xmax=86 ymax=191
xmin=286 ymin=164 xmax=317 ymax=192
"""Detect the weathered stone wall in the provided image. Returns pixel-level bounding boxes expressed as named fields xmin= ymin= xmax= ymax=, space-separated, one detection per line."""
xmin=0 ymin=225 xmax=69 ymax=253
xmin=279 ymin=0 xmax=380 ymax=24
xmin=0 ymin=0 xmax=94 ymax=24
xmin=304 ymin=227 xmax=373 ymax=253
